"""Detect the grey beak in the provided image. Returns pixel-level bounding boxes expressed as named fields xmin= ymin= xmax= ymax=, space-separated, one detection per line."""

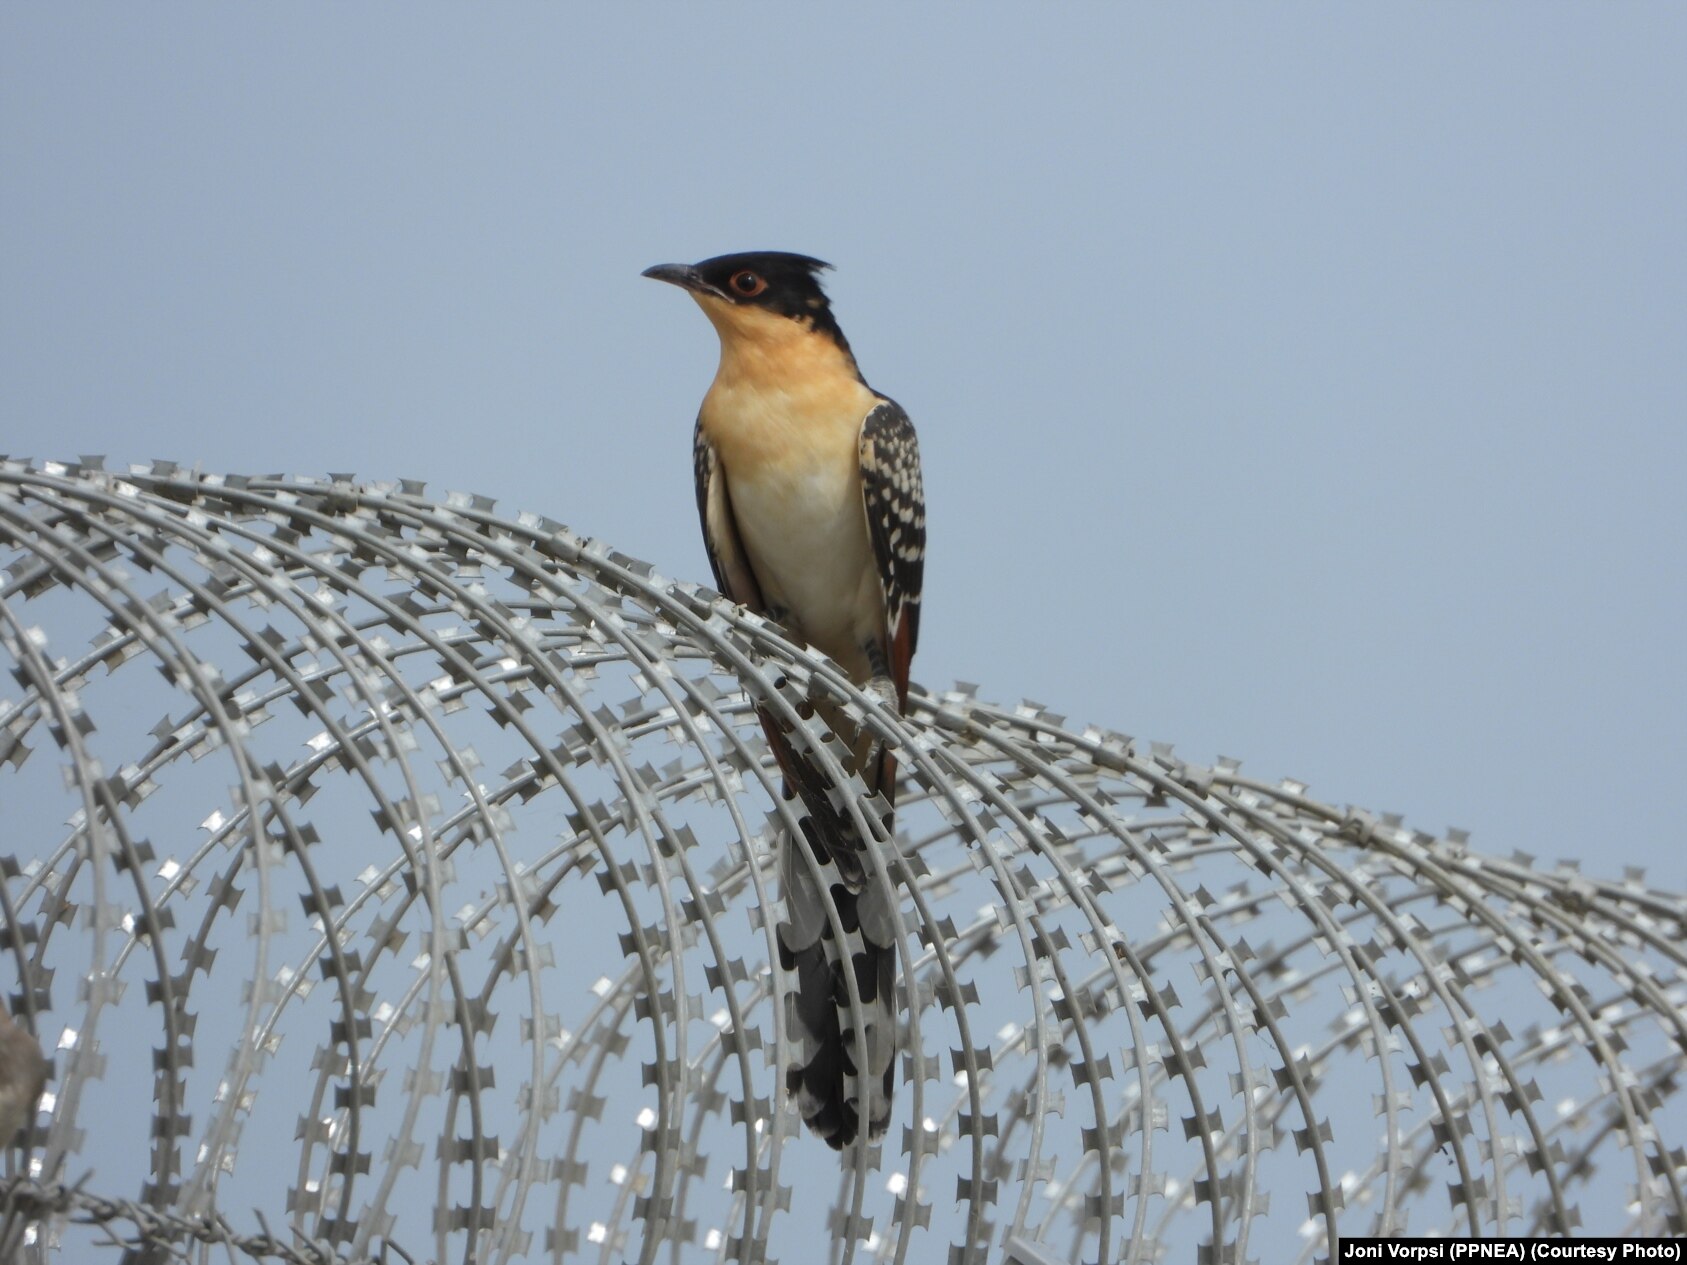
xmin=641 ymin=263 xmax=708 ymax=293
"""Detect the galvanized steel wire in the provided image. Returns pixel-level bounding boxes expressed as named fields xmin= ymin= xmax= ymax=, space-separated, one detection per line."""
xmin=1 ymin=458 xmax=1682 ymax=1264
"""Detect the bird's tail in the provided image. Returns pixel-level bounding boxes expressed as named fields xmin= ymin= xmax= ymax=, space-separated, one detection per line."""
xmin=758 ymin=705 xmax=899 ymax=1150
xmin=776 ymin=811 xmax=898 ymax=1149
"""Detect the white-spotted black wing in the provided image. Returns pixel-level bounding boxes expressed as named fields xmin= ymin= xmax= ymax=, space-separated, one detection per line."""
xmin=858 ymin=399 xmax=924 ymax=696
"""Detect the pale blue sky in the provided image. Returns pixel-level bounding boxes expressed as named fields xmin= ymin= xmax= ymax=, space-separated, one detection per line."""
xmin=4 ymin=5 xmax=1683 ymax=878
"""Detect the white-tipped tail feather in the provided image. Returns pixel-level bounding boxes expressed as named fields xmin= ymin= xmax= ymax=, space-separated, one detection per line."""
xmin=777 ymin=811 xmax=897 ymax=1149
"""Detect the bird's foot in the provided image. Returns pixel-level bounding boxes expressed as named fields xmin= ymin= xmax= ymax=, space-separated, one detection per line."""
xmin=863 ymin=673 xmax=898 ymax=712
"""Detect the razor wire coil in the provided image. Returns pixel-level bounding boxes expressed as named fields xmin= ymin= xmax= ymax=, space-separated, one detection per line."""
xmin=0 ymin=457 xmax=1682 ymax=1265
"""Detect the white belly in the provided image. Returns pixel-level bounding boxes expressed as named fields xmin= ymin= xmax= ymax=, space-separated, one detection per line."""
xmin=728 ymin=461 xmax=878 ymax=672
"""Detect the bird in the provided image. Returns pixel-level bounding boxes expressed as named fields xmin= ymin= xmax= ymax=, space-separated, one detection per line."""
xmin=643 ymin=251 xmax=924 ymax=1150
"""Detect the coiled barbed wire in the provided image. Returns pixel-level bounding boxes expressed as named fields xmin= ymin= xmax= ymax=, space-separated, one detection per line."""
xmin=0 ymin=458 xmax=1682 ymax=1264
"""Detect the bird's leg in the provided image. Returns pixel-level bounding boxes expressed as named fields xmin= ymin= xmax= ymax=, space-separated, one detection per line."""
xmin=860 ymin=638 xmax=898 ymax=713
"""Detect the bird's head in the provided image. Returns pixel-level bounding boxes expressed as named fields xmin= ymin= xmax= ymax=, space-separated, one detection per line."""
xmin=642 ymin=251 xmax=852 ymax=357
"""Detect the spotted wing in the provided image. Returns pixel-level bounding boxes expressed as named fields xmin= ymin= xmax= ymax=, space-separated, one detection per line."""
xmin=858 ymin=399 xmax=925 ymax=708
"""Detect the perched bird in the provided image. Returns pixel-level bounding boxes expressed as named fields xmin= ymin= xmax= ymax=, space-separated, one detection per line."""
xmin=643 ymin=251 xmax=925 ymax=1149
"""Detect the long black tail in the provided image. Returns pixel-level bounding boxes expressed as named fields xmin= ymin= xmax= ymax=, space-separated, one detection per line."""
xmin=776 ymin=814 xmax=897 ymax=1149
xmin=758 ymin=706 xmax=899 ymax=1149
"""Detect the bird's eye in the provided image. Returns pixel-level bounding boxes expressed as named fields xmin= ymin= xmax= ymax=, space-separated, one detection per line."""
xmin=729 ymin=270 xmax=767 ymax=297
